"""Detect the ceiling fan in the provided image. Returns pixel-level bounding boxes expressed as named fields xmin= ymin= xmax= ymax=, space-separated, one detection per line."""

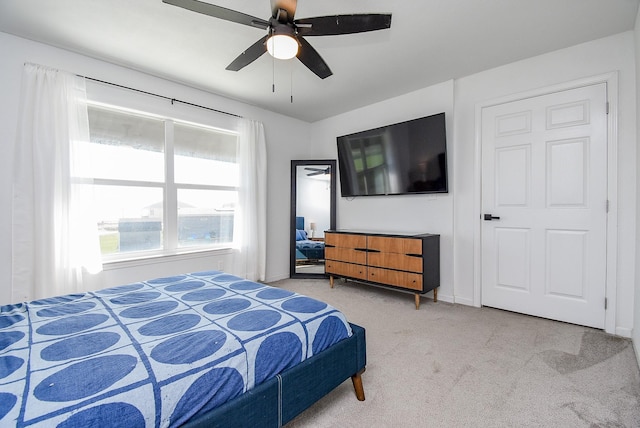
xmin=162 ymin=0 xmax=392 ymax=79
xmin=305 ymin=166 xmax=331 ymax=176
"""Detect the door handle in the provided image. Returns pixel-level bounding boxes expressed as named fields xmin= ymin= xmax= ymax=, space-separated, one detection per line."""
xmin=484 ymin=214 xmax=501 ymax=221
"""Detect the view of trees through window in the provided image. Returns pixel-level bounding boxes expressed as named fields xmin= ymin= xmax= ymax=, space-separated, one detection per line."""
xmin=80 ymin=104 xmax=239 ymax=258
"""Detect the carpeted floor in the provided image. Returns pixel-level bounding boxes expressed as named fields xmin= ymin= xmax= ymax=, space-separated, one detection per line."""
xmin=271 ymin=277 xmax=640 ymax=428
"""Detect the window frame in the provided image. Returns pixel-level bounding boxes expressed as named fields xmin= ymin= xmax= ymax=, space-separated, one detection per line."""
xmin=85 ymin=101 xmax=240 ymax=263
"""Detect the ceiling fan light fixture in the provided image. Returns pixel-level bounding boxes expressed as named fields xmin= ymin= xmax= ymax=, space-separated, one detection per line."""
xmin=267 ymin=34 xmax=299 ymax=60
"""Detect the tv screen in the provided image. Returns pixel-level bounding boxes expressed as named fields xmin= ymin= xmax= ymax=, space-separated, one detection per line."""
xmin=336 ymin=112 xmax=448 ymax=197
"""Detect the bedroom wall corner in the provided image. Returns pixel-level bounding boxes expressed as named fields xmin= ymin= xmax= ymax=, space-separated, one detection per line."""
xmin=0 ymin=33 xmax=25 ymax=304
xmin=632 ymin=4 xmax=640 ymax=368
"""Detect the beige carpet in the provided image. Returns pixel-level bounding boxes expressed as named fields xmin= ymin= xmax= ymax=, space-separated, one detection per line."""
xmin=271 ymin=277 xmax=640 ymax=428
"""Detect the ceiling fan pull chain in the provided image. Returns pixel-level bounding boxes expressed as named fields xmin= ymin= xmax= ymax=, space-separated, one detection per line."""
xmin=290 ymin=63 xmax=294 ymax=103
xmin=272 ymin=49 xmax=276 ymax=93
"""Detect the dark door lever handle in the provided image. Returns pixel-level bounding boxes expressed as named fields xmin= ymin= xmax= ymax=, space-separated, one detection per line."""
xmin=484 ymin=214 xmax=501 ymax=221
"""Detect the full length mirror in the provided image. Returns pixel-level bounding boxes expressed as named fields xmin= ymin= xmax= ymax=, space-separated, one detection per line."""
xmin=290 ymin=159 xmax=336 ymax=278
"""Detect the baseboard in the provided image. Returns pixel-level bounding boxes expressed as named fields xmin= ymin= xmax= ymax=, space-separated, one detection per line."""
xmin=615 ymin=326 xmax=632 ymax=338
xmin=453 ymin=296 xmax=474 ymax=306
xmin=434 ymin=293 xmax=454 ymax=304
xmin=634 ymin=338 xmax=640 ymax=372
xmin=265 ymin=272 xmax=290 ymax=283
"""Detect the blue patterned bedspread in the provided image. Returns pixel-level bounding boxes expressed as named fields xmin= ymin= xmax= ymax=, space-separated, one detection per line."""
xmin=0 ymin=271 xmax=352 ymax=427
xmin=295 ymin=240 xmax=324 ymax=260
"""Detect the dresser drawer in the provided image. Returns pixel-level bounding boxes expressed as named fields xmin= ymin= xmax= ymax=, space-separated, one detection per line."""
xmin=367 ymin=267 xmax=423 ymax=291
xmin=367 ymin=236 xmax=404 ymax=253
xmin=403 ymin=238 xmax=423 ymax=255
xmin=404 ymin=272 xmax=423 ymax=291
xmin=367 ymin=236 xmax=423 ymax=256
xmin=367 ymin=252 xmax=423 ymax=272
xmin=325 ymin=247 xmax=367 ymax=265
xmin=325 ymin=260 xmax=367 ymax=281
xmin=324 ymin=231 xmax=439 ymax=309
xmin=325 ymin=233 xmax=366 ymax=249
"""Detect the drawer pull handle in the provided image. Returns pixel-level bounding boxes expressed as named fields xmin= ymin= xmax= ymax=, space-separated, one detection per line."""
xmin=406 ymin=253 xmax=422 ymax=258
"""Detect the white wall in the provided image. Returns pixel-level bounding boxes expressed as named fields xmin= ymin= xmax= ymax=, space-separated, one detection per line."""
xmin=310 ymin=81 xmax=455 ymax=303
xmin=311 ymin=32 xmax=637 ymax=336
xmin=634 ymin=6 xmax=640 ymax=364
xmin=0 ymin=32 xmax=308 ymax=303
xmin=296 ymin=170 xmax=331 ymax=238
xmin=455 ymin=31 xmax=636 ymax=337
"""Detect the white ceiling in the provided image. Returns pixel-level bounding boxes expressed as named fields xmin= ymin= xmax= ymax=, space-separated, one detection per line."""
xmin=1 ymin=0 xmax=638 ymax=122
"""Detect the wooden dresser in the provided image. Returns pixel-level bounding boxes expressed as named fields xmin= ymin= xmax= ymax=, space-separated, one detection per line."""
xmin=324 ymin=230 xmax=440 ymax=309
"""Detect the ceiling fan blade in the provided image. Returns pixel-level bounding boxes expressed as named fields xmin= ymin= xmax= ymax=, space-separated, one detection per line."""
xmin=163 ymin=0 xmax=270 ymax=29
xmin=296 ymin=37 xmax=332 ymax=79
xmin=226 ymin=35 xmax=269 ymax=72
xmin=270 ymin=0 xmax=297 ymax=22
xmin=296 ymin=14 xmax=392 ymax=36
xmin=306 ymin=167 xmax=331 ymax=173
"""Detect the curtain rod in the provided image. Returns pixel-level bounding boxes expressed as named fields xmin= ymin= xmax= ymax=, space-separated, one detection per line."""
xmin=80 ymin=75 xmax=243 ymax=119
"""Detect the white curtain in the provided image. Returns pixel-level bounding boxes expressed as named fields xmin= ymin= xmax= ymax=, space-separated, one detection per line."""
xmin=233 ymin=118 xmax=267 ymax=281
xmin=12 ymin=63 xmax=102 ymax=302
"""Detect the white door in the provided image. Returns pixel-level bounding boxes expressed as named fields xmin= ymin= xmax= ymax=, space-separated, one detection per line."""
xmin=481 ymin=83 xmax=608 ymax=329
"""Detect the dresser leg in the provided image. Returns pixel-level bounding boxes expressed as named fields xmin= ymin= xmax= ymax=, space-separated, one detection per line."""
xmin=414 ymin=293 xmax=420 ymax=310
xmin=433 ymin=287 xmax=438 ymax=302
xmin=329 ymin=275 xmax=334 ymax=288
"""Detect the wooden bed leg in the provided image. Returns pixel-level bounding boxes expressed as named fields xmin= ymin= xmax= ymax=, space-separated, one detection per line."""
xmin=415 ymin=293 xmax=420 ymax=310
xmin=351 ymin=368 xmax=366 ymax=401
xmin=329 ymin=275 xmax=334 ymax=288
xmin=433 ymin=287 xmax=438 ymax=303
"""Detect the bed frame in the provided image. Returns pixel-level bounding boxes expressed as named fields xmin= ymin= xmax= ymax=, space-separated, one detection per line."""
xmin=183 ymin=323 xmax=366 ymax=427
xmin=295 ymin=216 xmax=325 ymax=262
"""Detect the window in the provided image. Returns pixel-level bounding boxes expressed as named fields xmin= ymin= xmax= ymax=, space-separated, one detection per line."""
xmin=79 ymin=104 xmax=239 ymax=260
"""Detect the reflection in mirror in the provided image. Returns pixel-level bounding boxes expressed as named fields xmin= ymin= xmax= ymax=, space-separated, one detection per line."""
xmin=290 ymin=160 xmax=336 ymax=278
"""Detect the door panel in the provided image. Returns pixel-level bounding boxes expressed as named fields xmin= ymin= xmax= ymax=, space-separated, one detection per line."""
xmin=547 ymin=138 xmax=588 ymax=207
xmin=495 ymin=228 xmax=530 ymax=292
xmin=496 ymin=146 xmax=530 ymax=207
xmin=481 ymin=83 xmax=607 ymax=329
xmin=545 ymin=229 xmax=586 ymax=299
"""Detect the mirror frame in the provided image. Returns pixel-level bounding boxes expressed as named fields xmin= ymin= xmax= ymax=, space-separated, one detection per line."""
xmin=290 ymin=159 xmax=337 ymax=278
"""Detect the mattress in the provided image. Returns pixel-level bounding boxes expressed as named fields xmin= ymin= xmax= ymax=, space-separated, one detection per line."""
xmin=0 ymin=271 xmax=352 ymax=427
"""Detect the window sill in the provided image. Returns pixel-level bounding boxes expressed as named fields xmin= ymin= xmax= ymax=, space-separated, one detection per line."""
xmin=101 ymin=247 xmax=234 ymax=270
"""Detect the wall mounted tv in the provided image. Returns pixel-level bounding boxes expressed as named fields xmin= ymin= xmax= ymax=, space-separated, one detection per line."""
xmin=336 ymin=112 xmax=448 ymax=197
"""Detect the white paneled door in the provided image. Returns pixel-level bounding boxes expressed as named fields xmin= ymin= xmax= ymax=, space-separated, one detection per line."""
xmin=481 ymin=83 xmax=608 ymax=329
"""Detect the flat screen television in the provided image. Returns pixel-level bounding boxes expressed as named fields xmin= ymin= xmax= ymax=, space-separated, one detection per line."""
xmin=336 ymin=112 xmax=448 ymax=197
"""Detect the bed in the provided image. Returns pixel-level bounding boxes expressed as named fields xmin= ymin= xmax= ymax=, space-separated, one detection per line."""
xmin=0 ymin=271 xmax=366 ymax=427
xmin=295 ymin=217 xmax=325 ymax=262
